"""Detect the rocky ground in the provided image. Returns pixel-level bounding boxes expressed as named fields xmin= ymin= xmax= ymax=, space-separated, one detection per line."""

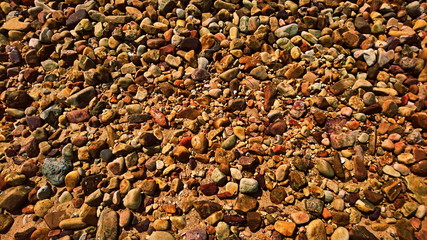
xmin=0 ymin=0 xmax=427 ymax=239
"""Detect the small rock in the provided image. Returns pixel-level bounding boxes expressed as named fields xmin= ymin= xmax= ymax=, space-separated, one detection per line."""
xmin=123 ymin=188 xmax=142 ymax=210
xmin=239 ymin=178 xmax=258 ymax=193
xmin=274 ymin=221 xmax=296 ymax=237
xmin=306 ymin=219 xmax=326 ymax=240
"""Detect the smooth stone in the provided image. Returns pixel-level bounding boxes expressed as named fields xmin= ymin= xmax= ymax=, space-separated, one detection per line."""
xmin=316 ymin=159 xmax=335 ymax=178
xmin=306 ymin=219 xmax=326 ymax=240
xmin=148 ymin=231 xmax=175 ymax=240
xmin=331 ymin=227 xmax=349 ymax=240
xmin=239 ymin=178 xmax=258 ymax=193
xmin=59 ymin=217 xmax=88 ymax=230
xmin=123 ymin=188 xmax=142 ymax=210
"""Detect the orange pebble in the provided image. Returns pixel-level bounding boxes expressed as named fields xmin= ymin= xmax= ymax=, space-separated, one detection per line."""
xmin=322 ymin=208 xmax=332 ymax=219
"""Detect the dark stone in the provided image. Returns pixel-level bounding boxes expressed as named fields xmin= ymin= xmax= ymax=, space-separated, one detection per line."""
xmin=99 ymin=149 xmax=113 ymax=162
xmin=191 ymin=68 xmax=210 ymax=81
xmin=227 ymin=98 xmax=246 ymax=111
xmin=266 ymin=120 xmax=287 ymax=136
xmin=128 ymin=114 xmax=151 ymax=123
xmin=223 ymin=215 xmax=246 ymax=226
xmin=13 ymin=227 xmax=36 ymax=240
xmin=26 ymin=116 xmax=44 ymax=131
xmin=66 ymin=9 xmax=88 ymax=28
xmin=134 ymin=218 xmax=150 ymax=232
xmin=199 ymin=183 xmax=218 ymax=196
xmin=3 ymin=90 xmax=33 ymax=108
xmin=179 ymin=37 xmax=202 ymax=53
xmin=362 ymin=103 xmax=382 ymax=115
xmin=289 ymin=171 xmax=307 ymax=190
xmin=305 ymin=197 xmax=324 ymax=218
xmin=349 ymin=226 xmax=379 ymax=240
xmin=331 ymin=211 xmax=349 ymax=226
xmin=332 ymin=153 xmax=345 ymax=179
xmin=395 ymin=219 xmax=415 ymax=240
xmin=364 ymin=189 xmax=383 ymax=205
xmin=238 ymin=156 xmax=257 ymax=169
xmin=410 ymin=160 xmax=427 ymax=177
xmin=193 ymin=201 xmax=222 ymax=219
xmin=270 ymin=187 xmax=287 ymax=204
xmin=246 ymin=212 xmax=262 ymax=232
xmin=81 ymin=174 xmax=106 ymax=195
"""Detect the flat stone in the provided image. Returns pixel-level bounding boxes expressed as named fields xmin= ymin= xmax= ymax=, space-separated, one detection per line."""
xmin=96 ymin=208 xmax=119 ymax=240
xmin=2 ymin=17 xmax=30 ymax=31
xmin=234 ymin=194 xmax=258 ymax=213
xmin=0 ymin=214 xmax=14 ymax=233
xmin=193 ymin=201 xmax=222 ymax=219
xmin=274 ymin=221 xmax=296 ymax=237
xmin=0 ymin=185 xmax=32 ymax=211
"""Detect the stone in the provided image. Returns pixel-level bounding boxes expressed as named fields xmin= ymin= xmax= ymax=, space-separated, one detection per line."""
xmin=123 ymin=188 xmax=142 ymax=210
xmin=0 ymin=214 xmax=13 ymax=233
xmin=59 ymin=217 xmax=88 ymax=230
xmin=270 ymin=186 xmax=287 ymax=204
xmin=266 ymin=120 xmax=287 ymax=136
xmin=34 ymin=199 xmax=53 ymax=217
xmin=246 ymin=212 xmax=261 ymax=232
xmin=349 ymin=226 xmax=378 ymax=240
xmin=193 ymin=201 xmax=222 ymax=219
xmin=0 ymin=185 xmax=32 ymax=211
xmin=316 ymin=159 xmax=335 ymax=178
xmin=306 ymin=219 xmax=326 ymax=240
xmin=211 ymin=168 xmax=227 ymax=185
xmin=331 ymin=227 xmax=349 ymax=240
xmin=290 ymin=212 xmax=310 ymax=225
xmin=234 ymin=194 xmax=258 ymax=212
xmin=330 ymin=133 xmax=356 ymax=149
xmin=64 ymin=171 xmax=81 ymax=191
xmin=67 ymin=86 xmax=96 ymax=107
xmin=382 ymin=100 xmax=398 ymax=117
xmin=3 ymin=90 xmax=33 ymax=108
xmin=410 ymin=161 xmax=427 ymax=176
xmin=44 ymin=210 xmax=68 ymax=229
xmin=186 ymin=228 xmax=208 ymax=240
xmin=306 ymin=197 xmax=324 ymax=218
xmin=191 ymin=133 xmax=208 ymax=153
xmin=274 ymin=221 xmax=296 ymax=237
xmin=275 ymin=24 xmax=298 ymax=38
xmin=200 ymin=183 xmax=218 ymax=196
xmin=2 ymin=17 xmax=30 ymax=31
xmin=239 ymin=178 xmax=258 ymax=193
xmin=42 ymin=155 xmax=73 ymax=186
xmin=96 ymin=208 xmax=119 ymax=240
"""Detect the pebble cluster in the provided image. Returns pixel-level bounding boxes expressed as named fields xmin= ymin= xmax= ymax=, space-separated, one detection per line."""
xmin=0 ymin=0 xmax=427 ymax=239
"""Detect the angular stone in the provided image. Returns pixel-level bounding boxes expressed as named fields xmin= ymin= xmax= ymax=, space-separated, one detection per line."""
xmin=274 ymin=221 xmax=296 ymax=237
xmin=193 ymin=201 xmax=222 ymax=219
xmin=234 ymin=194 xmax=258 ymax=213
xmin=67 ymin=87 xmax=96 ymax=108
xmin=96 ymin=208 xmax=119 ymax=240
xmin=0 ymin=185 xmax=31 ymax=211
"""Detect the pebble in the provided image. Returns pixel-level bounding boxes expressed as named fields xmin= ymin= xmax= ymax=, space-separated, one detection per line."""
xmin=331 ymin=227 xmax=349 ymax=240
xmin=274 ymin=221 xmax=296 ymax=237
xmin=306 ymin=219 xmax=326 ymax=240
xmin=123 ymin=188 xmax=142 ymax=210
xmin=239 ymin=178 xmax=258 ymax=194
